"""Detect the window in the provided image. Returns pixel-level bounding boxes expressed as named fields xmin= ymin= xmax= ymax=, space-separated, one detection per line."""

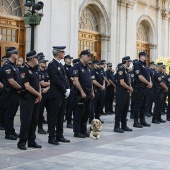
xmin=0 ymin=0 xmax=22 ymax=17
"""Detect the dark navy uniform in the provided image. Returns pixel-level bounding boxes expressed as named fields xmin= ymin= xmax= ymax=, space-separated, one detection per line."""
xmin=38 ymin=67 xmax=50 ymax=131
xmin=17 ymin=51 xmax=41 ymax=150
xmin=73 ymin=53 xmax=93 ymax=137
xmin=2 ymin=58 xmax=21 ymax=137
xmin=48 ymin=47 xmax=70 ymax=144
xmin=90 ymin=60 xmax=104 ymax=121
xmin=162 ymin=71 xmax=168 ymax=114
xmin=152 ymin=67 xmax=166 ymax=123
xmin=166 ymin=74 xmax=170 ymax=121
xmin=105 ymin=64 xmax=115 ymax=114
xmin=114 ymin=63 xmax=130 ymax=131
xmin=133 ymin=55 xmax=151 ymax=127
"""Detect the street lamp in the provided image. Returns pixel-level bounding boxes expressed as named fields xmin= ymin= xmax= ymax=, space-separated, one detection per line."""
xmin=24 ymin=0 xmax=44 ymax=51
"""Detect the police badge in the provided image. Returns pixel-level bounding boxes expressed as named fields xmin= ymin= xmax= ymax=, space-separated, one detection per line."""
xmin=28 ymin=70 xmax=32 ymax=74
xmin=6 ymin=69 xmax=11 ymax=74
xmin=58 ymin=67 xmax=61 ymax=71
xmin=118 ymin=71 xmax=123 ymax=75
xmin=82 ymin=69 xmax=84 ymax=73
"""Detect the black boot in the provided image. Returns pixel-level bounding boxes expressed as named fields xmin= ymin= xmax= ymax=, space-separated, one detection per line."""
xmin=140 ymin=115 xmax=151 ymax=127
xmin=133 ymin=118 xmax=143 ymax=128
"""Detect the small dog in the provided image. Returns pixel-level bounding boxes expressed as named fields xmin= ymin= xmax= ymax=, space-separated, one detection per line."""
xmin=88 ymin=119 xmax=102 ymax=139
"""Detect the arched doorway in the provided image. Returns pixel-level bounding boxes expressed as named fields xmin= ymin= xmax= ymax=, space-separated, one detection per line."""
xmin=0 ymin=0 xmax=25 ymax=62
xmin=136 ymin=21 xmax=151 ymax=66
xmin=78 ymin=6 xmax=101 ymax=60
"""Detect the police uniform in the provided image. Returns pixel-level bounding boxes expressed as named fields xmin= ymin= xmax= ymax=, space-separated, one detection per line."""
xmin=0 ymin=56 xmax=8 ymax=130
xmin=2 ymin=47 xmax=21 ymax=140
xmin=105 ymin=63 xmax=115 ymax=114
xmin=114 ymin=56 xmax=132 ymax=133
xmin=48 ymin=46 xmax=70 ymax=145
xmin=133 ymin=52 xmax=151 ymax=128
xmin=37 ymin=54 xmax=50 ymax=134
xmin=63 ymin=55 xmax=74 ymax=128
xmin=17 ymin=50 xmax=42 ymax=150
xmin=166 ymin=73 xmax=170 ymax=121
xmin=145 ymin=62 xmax=156 ymax=117
xmin=89 ymin=60 xmax=104 ymax=122
xmin=152 ymin=63 xmax=167 ymax=123
xmin=73 ymin=49 xmax=93 ymax=138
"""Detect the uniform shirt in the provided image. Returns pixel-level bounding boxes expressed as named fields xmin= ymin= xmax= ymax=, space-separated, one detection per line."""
xmin=152 ymin=71 xmax=164 ymax=90
xmin=20 ymin=63 xmax=39 ymax=92
xmin=91 ymin=68 xmax=104 ymax=88
xmin=162 ymin=72 xmax=168 ymax=86
xmin=2 ymin=59 xmax=21 ymax=90
xmin=129 ymin=70 xmax=135 ymax=88
xmin=0 ymin=66 xmax=2 ymax=83
xmin=100 ymin=67 xmax=107 ymax=78
xmin=117 ymin=65 xmax=130 ymax=88
xmin=106 ymin=70 xmax=115 ymax=84
xmin=64 ymin=64 xmax=73 ymax=88
xmin=38 ymin=68 xmax=49 ymax=87
xmin=73 ymin=61 xmax=92 ymax=90
xmin=166 ymin=74 xmax=170 ymax=89
xmin=48 ymin=59 xmax=69 ymax=98
xmin=134 ymin=60 xmax=150 ymax=85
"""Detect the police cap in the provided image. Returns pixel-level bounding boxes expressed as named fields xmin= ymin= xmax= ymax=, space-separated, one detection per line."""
xmin=93 ymin=60 xmax=100 ymax=65
xmin=80 ymin=49 xmax=91 ymax=56
xmin=100 ymin=60 xmax=106 ymax=64
xmin=139 ymin=52 xmax=147 ymax=57
xmin=64 ymin=55 xmax=73 ymax=60
xmin=73 ymin=59 xmax=80 ymax=64
xmin=52 ymin=46 xmax=66 ymax=52
xmin=157 ymin=62 xmax=164 ymax=67
xmin=6 ymin=47 xmax=18 ymax=54
xmin=107 ymin=63 xmax=112 ymax=67
xmin=122 ymin=56 xmax=131 ymax=62
xmin=26 ymin=50 xmax=38 ymax=60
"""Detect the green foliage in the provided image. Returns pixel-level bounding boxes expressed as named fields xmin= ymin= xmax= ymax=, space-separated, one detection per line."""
xmin=156 ymin=57 xmax=170 ymax=73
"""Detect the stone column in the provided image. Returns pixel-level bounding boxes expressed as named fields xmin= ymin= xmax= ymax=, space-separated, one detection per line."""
xmin=150 ymin=44 xmax=157 ymax=61
xmin=101 ymin=35 xmax=110 ymax=61
xmin=168 ymin=18 xmax=170 ymax=57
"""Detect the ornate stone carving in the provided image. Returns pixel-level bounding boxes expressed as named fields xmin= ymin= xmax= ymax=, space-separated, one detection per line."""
xmin=0 ymin=6 xmax=8 ymax=15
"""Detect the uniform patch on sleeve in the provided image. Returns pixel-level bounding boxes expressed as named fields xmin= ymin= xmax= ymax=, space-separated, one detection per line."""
xmin=168 ymin=78 xmax=170 ymax=82
xmin=73 ymin=70 xmax=78 ymax=74
xmin=91 ymin=76 xmax=95 ymax=80
xmin=158 ymin=77 xmax=162 ymax=81
xmin=20 ymin=73 xmax=25 ymax=79
xmin=131 ymin=74 xmax=134 ymax=78
xmin=118 ymin=71 xmax=123 ymax=75
xmin=6 ymin=69 xmax=11 ymax=74
xmin=39 ymin=75 xmax=42 ymax=80
xmin=135 ymin=70 xmax=140 ymax=74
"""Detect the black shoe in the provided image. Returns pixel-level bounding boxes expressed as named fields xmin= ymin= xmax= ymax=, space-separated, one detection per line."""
xmin=83 ymin=132 xmax=90 ymax=137
xmin=5 ymin=134 xmax=17 ymax=140
xmin=141 ymin=122 xmax=151 ymax=127
xmin=158 ymin=119 xmax=166 ymax=123
xmin=133 ymin=122 xmax=143 ymax=128
xmin=48 ymin=139 xmax=59 ymax=145
xmin=28 ymin=143 xmax=42 ymax=148
xmin=111 ymin=110 xmax=115 ymax=114
xmin=114 ymin=128 xmax=124 ymax=133
xmin=18 ymin=145 xmax=26 ymax=150
xmin=145 ymin=112 xmax=151 ymax=117
xmin=38 ymin=128 xmax=47 ymax=134
xmin=74 ymin=133 xmax=86 ymax=138
xmin=67 ymin=123 xmax=73 ymax=129
xmin=13 ymin=132 xmax=20 ymax=138
xmin=152 ymin=119 xmax=160 ymax=124
xmin=101 ymin=111 xmax=107 ymax=115
xmin=57 ymin=137 xmax=70 ymax=143
xmin=122 ymin=126 xmax=133 ymax=131
xmin=161 ymin=112 xmax=166 ymax=115
xmin=0 ymin=125 xmax=5 ymax=130
xmin=42 ymin=119 xmax=48 ymax=124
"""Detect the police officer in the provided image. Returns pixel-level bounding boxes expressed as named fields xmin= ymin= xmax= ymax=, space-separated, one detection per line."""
xmin=130 ymin=59 xmax=138 ymax=119
xmin=152 ymin=62 xmax=168 ymax=124
xmin=90 ymin=60 xmax=105 ymax=123
xmin=37 ymin=53 xmax=50 ymax=134
xmin=2 ymin=47 xmax=21 ymax=140
xmin=48 ymin=46 xmax=70 ymax=145
xmin=114 ymin=56 xmax=133 ymax=133
xmin=133 ymin=52 xmax=151 ymax=128
xmin=105 ymin=63 xmax=116 ymax=115
xmin=0 ymin=56 xmax=7 ymax=130
xmin=145 ymin=61 xmax=156 ymax=117
xmin=73 ymin=49 xmax=94 ymax=138
xmin=17 ymin=50 xmax=42 ymax=150
xmin=166 ymin=70 xmax=170 ymax=121
xmin=63 ymin=55 xmax=74 ymax=128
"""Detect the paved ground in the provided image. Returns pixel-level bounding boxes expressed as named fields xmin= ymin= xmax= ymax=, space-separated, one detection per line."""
xmin=0 ymin=111 xmax=170 ymax=170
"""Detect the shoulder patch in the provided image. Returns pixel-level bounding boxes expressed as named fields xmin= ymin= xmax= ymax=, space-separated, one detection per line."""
xmin=6 ymin=69 xmax=11 ymax=74
xmin=39 ymin=75 xmax=42 ymax=80
xmin=73 ymin=70 xmax=78 ymax=74
xmin=131 ymin=74 xmax=134 ymax=78
xmin=158 ymin=77 xmax=162 ymax=81
xmin=20 ymin=73 xmax=25 ymax=79
xmin=118 ymin=71 xmax=123 ymax=75
xmin=91 ymin=76 xmax=95 ymax=80
xmin=135 ymin=70 xmax=140 ymax=74
xmin=28 ymin=70 xmax=32 ymax=74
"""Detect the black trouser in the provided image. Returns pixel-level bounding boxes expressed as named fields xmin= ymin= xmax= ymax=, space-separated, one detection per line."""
xmin=152 ymin=89 xmax=164 ymax=121
xmin=101 ymin=89 xmax=106 ymax=113
xmin=114 ymin=88 xmax=130 ymax=128
xmin=73 ymin=94 xmax=91 ymax=134
xmin=133 ymin=87 xmax=148 ymax=122
xmin=90 ymin=88 xmax=102 ymax=120
xmin=38 ymin=93 xmax=50 ymax=129
xmin=145 ymin=88 xmax=154 ymax=114
xmin=48 ymin=97 xmax=66 ymax=140
xmin=105 ymin=86 xmax=114 ymax=112
xmin=18 ymin=93 xmax=39 ymax=146
xmin=4 ymin=90 xmax=20 ymax=135
xmin=130 ymin=90 xmax=137 ymax=117
xmin=162 ymin=92 xmax=167 ymax=113
xmin=66 ymin=90 xmax=76 ymax=123
xmin=167 ymin=90 xmax=170 ymax=119
xmin=0 ymin=92 xmax=8 ymax=126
